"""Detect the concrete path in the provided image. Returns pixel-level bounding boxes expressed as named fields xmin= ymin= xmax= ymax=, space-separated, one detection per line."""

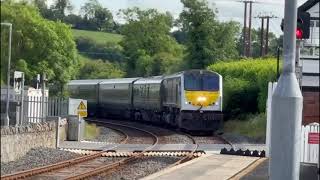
xmin=142 ymin=154 xmax=260 ymax=180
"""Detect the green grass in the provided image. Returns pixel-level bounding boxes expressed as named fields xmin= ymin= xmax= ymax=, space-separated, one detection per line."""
xmin=72 ymin=29 xmax=123 ymax=44
xmin=223 ymin=113 xmax=266 ymax=140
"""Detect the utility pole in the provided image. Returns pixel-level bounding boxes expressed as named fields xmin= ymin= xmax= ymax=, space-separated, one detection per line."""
xmin=1 ymin=23 xmax=12 ymax=126
xmin=265 ymin=17 xmax=270 ymax=55
xmin=260 ymin=17 xmax=265 ymax=57
xmin=241 ymin=0 xmax=254 ymax=57
xmin=256 ymin=14 xmax=277 ymax=57
xmin=243 ymin=1 xmax=248 ymax=57
xmin=247 ymin=1 xmax=253 ymax=56
xmin=269 ymin=0 xmax=303 ymax=180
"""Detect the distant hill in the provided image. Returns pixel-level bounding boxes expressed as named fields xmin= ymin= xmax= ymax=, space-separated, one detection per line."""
xmin=72 ymin=29 xmax=123 ymax=44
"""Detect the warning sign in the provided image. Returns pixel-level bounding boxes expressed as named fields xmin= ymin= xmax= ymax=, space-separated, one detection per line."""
xmin=77 ymin=101 xmax=87 ymax=117
xmin=308 ymin=133 xmax=319 ymax=144
xmin=78 ymin=101 xmax=87 ymax=110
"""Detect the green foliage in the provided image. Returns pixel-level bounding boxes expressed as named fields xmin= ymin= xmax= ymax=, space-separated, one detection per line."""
xmin=75 ymin=36 xmax=125 ymax=63
xmin=223 ymin=113 xmax=266 ymax=141
xmin=78 ymin=55 xmax=125 ymax=79
xmin=72 ymin=29 xmax=123 ymax=44
xmin=1 ymin=2 xmax=80 ymax=93
xmin=208 ymin=58 xmax=278 ymax=118
xmin=81 ymin=0 xmax=114 ymax=31
xmin=178 ymin=0 xmax=240 ymax=69
xmin=119 ymin=7 xmax=183 ymax=77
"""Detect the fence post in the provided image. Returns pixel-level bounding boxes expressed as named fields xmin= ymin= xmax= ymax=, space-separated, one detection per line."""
xmin=266 ymin=82 xmax=272 ymax=158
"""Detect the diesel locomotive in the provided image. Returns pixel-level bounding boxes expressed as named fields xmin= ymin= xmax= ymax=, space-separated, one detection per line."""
xmin=67 ymin=70 xmax=223 ymax=131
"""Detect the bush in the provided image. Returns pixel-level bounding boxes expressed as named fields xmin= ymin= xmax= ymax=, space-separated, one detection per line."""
xmin=77 ymin=55 xmax=125 ymax=79
xmin=75 ymin=36 xmax=125 ymax=63
xmin=208 ymin=58 xmax=278 ymax=118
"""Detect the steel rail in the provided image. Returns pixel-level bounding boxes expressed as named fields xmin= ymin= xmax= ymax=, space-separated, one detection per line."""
xmin=0 ymin=120 xmax=130 ymax=180
xmin=65 ymin=119 xmax=159 ymax=180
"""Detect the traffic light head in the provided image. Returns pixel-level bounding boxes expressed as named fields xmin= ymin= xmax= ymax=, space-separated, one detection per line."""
xmin=280 ymin=11 xmax=310 ymax=39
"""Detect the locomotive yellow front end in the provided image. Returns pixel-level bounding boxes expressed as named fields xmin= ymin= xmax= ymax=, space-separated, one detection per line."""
xmin=179 ymin=70 xmax=223 ymax=132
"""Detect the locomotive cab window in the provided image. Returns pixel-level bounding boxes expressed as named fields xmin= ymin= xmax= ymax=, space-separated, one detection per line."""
xmin=184 ymin=72 xmax=219 ymax=91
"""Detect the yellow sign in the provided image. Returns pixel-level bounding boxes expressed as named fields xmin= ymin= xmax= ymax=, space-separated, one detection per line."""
xmin=78 ymin=101 xmax=87 ymax=110
xmin=78 ymin=111 xmax=88 ymax=117
xmin=77 ymin=101 xmax=87 ymax=117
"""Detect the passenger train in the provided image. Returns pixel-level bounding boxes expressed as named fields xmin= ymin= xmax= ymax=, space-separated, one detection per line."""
xmin=67 ymin=70 xmax=223 ymax=132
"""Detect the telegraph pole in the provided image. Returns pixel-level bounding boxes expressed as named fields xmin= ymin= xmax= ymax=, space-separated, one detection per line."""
xmin=265 ymin=17 xmax=270 ymax=55
xmin=256 ymin=14 xmax=277 ymax=57
xmin=247 ymin=1 xmax=252 ymax=56
xmin=243 ymin=1 xmax=248 ymax=57
xmin=269 ymin=0 xmax=303 ymax=180
xmin=1 ymin=23 xmax=12 ymax=126
xmin=241 ymin=0 xmax=254 ymax=57
xmin=260 ymin=17 xmax=265 ymax=56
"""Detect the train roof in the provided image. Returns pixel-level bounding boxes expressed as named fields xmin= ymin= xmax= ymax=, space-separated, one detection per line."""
xmin=164 ymin=70 xmax=220 ymax=79
xmin=68 ymin=79 xmax=108 ymax=85
xmin=134 ymin=76 xmax=164 ymax=85
xmin=99 ymin=78 xmax=140 ymax=85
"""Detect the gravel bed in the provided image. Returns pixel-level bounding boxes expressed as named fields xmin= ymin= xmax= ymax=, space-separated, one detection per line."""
xmin=221 ymin=132 xmax=265 ymax=144
xmin=107 ymin=120 xmax=194 ymax=144
xmin=193 ymin=136 xmax=227 ymax=144
xmin=84 ymin=125 xmax=125 ymax=143
xmin=1 ymin=147 xmax=81 ymax=175
xmin=91 ymin=156 xmax=182 ymax=180
xmin=102 ymin=123 xmax=156 ymax=144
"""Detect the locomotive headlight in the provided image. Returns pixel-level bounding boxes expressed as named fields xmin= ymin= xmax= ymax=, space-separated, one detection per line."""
xmin=197 ymin=96 xmax=207 ymax=102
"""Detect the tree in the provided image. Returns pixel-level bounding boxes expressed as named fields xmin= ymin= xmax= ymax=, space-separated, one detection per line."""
xmin=78 ymin=56 xmax=125 ymax=79
xmin=178 ymin=0 xmax=239 ymax=69
xmin=54 ymin=0 xmax=72 ymax=18
xmin=1 ymin=2 xmax=80 ymax=95
xmin=119 ymin=8 xmax=183 ymax=76
xmin=81 ymin=0 xmax=114 ymax=31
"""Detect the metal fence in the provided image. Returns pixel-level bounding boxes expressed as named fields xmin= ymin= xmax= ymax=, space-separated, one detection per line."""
xmin=1 ymin=94 xmax=68 ymax=126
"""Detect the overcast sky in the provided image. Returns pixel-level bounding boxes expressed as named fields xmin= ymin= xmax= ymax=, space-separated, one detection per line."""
xmin=51 ymin=0 xmax=308 ymax=36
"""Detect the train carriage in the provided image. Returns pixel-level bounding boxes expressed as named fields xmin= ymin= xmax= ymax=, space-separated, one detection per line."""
xmin=98 ymin=78 xmax=139 ymax=118
xmin=132 ymin=76 xmax=164 ymax=123
xmin=67 ymin=70 xmax=223 ymax=132
xmin=67 ymin=79 xmax=106 ymax=117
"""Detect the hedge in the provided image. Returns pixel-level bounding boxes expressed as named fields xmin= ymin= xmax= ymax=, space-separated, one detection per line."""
xmin=208 ymin=58 xmax=278 ymax=119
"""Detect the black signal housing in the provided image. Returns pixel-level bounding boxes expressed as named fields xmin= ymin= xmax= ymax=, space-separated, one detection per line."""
xmin=280 ymin=11 xmax=310 ymax=39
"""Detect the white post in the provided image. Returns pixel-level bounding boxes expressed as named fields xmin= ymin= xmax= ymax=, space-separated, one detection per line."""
xmin=1 ymin=23 xmax=12 ymax=126
xmin=269 ymin=0 xmax=303 ymax=179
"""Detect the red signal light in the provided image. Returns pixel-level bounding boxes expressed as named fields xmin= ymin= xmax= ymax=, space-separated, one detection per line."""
xmin=296 ymin=28 xmax=303 ymax=39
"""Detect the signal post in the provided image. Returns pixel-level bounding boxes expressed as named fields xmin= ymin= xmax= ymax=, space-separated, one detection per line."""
xmin=269 ymin=0 xmax=305 ymax=180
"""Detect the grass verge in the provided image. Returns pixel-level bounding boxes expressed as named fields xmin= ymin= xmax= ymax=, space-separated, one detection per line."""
xmin=72 ymin=29 xmax=123 ymax=44
xmin=223 ymin=113 xmax=266 ymax=141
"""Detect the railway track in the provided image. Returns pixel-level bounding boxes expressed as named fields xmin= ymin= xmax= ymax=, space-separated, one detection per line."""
xmin=2 ymin=119 xmax=226 ymax=180
xmin=1 ymin=120 xmax=159 ymax=180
